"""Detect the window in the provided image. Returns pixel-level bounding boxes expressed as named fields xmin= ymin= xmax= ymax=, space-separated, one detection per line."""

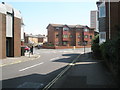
xmin=84 ymin=28 xmax=89 ymax=32
xmin=63 ymin=35 xmax=68 ymax=38
xmin=63 ymin=41 xmax=67 ymax=45
xmin=76 ymin=29 xmax=81 ymax=30
xmin=84 ymin=35 xmax=88 ymax=38
xmin=90 ymin=35 xmax=92 ymax=39
xmin=63 ymin=27 xmax=69 ymax=31
xmin=78 ymin=35 xmax=80 ymax=38
xmin=56 ymin=27 xmax=60 ymax=30
xmin=99 ymin=32 xmax=106 ymax=44
xmin=90 ymin=41 xmax=92 ymax=45
xmin=70 ymin=35 xmax=73 ymax=38
xmin=78 ymin=42 xmax=81 ymax=45
xmin=6 ymin=14 xmax=13 ymax=37
xmin=100 ymin=32 xmax=106 ymax=39
xmin=56 ymin=34 xmax=59 ymax=38
xmin=99 ymin=2 xmax=106 ymax=18
xmin=56 ymin=42 xmax=59 ymax=45
xmin=84 ymin=41 xmax=88 ymax=45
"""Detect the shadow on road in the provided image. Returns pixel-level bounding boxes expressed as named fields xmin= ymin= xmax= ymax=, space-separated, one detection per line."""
xmin=52 ymin=53 xmax=80 ymax=63
xmin=1 ymin=66 xmax=68 ymax=90
xmin=52 ymin=52 xmax=118 ymax=88
xmin=2 ymin=52 xmax=117 ymax=89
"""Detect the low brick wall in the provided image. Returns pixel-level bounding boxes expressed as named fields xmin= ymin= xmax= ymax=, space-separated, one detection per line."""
xmin=42 ymin=45 xmax=91 ymax=49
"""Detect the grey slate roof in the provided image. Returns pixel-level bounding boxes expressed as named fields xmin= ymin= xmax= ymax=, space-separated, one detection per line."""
xmin=48 ymin=24 xmax=85 ymax=29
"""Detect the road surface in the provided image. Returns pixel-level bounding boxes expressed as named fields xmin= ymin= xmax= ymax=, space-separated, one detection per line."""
xmin=1 ymin=48 xmax=91 ymax=89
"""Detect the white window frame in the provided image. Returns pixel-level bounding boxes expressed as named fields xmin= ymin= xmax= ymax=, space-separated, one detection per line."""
xmin=63 ymin=27 xmax=69 ymax=31
xmin=6 ymin=14 xmax=13 ymax=37
xmin=56 ymin=27 xmax=60 ymax=30
xmin=99 ymin=32 xmax=106 ymax=44
xmin=99 ymin=2 xmax=106 ymax=18
xmin=84 ymin=28 xmax=89 ymax=32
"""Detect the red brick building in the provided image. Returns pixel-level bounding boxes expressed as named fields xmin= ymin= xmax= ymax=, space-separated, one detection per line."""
xmin=97 ymin=0 xmax=120 ymax=44
xmin=24 ymin=33 xmax=47 ymax=46
xmin=0 ymin=3 xmax=23 ymax=59
xmin=47 ymin=24 xmax=94 ymax=47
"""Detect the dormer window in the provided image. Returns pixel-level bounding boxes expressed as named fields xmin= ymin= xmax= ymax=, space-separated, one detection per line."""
xmin=76 ymin=29 xmax=81 ymax=30
xmin=56 ymin=27 xmax=60 ymax=30
xmin=84 ymin=28 xmax=89 ymax=32
xmin=63 ymin=27 xmax=69 ymax=31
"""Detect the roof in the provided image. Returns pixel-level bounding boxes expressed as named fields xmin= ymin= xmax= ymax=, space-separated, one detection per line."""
xmin=25 ymin=34 xmax=46 ymax=38
xmin=47 ymin=24 xmax=85 ymax=29
xmin=0 ymin=2 xmax=21 ymax=19
xmin=0 ymin=3 xmax=6 ymax=14
xmin=49 ymin=24 xmax=63 ymax=27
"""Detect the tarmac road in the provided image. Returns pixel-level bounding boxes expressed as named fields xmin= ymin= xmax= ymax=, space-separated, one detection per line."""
xmin=1 ymin=48 xmax=91 ymax=89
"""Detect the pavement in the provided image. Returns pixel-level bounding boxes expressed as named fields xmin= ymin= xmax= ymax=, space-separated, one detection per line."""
xmin=0 ymin=52 xmax=40 ymax=67
xmin=51 ymin=53 xmax=118 ymax=88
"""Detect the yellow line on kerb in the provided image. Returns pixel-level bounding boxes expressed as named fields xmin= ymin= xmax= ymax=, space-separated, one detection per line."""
xmin=42 ymin=54 xmax=81 ymax=90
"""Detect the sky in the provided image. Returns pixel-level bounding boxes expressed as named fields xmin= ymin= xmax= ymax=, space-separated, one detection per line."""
xmin=1 ymin=0 xmax=98 ymax=35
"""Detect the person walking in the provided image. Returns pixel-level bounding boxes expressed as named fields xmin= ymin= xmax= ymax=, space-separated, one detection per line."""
xmin=30 ymin=46 xmax=33 ymax=55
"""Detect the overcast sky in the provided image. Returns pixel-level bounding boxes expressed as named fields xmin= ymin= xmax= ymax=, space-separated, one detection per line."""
xmin=1 ymin=0 xmax=98 ymax=35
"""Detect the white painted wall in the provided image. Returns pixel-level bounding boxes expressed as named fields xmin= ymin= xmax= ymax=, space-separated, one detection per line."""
xmin=0 ymin=4 xmax=6 ymax=14
xmin=1 ymin=2 xmax=23 ymax=39
xmin=21 ymin=25 xmax=24 ymax=41
xmin=6 ymin=14 xmax=13 ymax=37
xmin=14 ymin=8 xmax=21 ymax=19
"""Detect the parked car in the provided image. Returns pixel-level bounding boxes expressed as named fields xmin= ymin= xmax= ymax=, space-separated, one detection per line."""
xmin=24 ymin=46 xmax=30 ymax=52
xmin=37 ymin=45 xmax=42 ymax=49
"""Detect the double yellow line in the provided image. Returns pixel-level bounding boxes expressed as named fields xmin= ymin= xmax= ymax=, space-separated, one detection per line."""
xmin=42 ymin=54 xmax=81 ymax=90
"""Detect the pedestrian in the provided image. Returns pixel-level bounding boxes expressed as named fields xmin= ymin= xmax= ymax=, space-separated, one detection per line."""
xmin=30 ymin=46 xmax=33 ymax=55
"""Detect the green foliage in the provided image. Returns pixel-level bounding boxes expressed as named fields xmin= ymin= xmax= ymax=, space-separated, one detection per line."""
xmin=100 ymin=40 xmax=116 ymax=63
xmin=92 ymin=27 xmax=120 ymax=82
xmin=92 ymin=34 xmax=99 ymax=44
xmin=91 ymin=43 xmax=100 ymax=53
xmin=100 ymin=33 xmax=120 ymax=76
xmin=91 ymin=34 xmax=101 ymax=59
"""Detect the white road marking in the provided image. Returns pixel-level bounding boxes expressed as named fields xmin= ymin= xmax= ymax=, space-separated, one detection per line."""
xmin=50 ymin=57 xmax=60 ymax=61
xmin=19 ymin=62 xmax=44 ymax=72
xmin=43 ymin=54 xmax=82 ymax=89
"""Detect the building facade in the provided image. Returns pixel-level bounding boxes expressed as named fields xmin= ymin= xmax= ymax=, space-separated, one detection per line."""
xmin=90 ymin=10 xmax=99 ymax=32
xmin=47 ymin=24 xmax=94 ymax=47
xmin=24 ymin=34 xmax=47 ymax=46
xmin=0 ymin=3 xmax=23 ymax=59
xmin=97 ymin=0 xmax=120 ymax=44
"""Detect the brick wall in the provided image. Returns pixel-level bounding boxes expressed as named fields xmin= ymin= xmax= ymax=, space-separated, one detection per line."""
xmin=29 ymin=37 xmax=38 ymax=44
xmin=48 ymin=25 xmax=55 ymax=44
xmin=76 ymin=30 xmax=83 ymax=46
xmin=0 ymin=13 xmax=6 ymax=59
xmin=38 ymin=38 xmax=44 ymax=43
xmin=69 ymin=29 xmax=76 ymax=46
xmin=14 ymin=17 xmax=21 ymax=57
xmin=110 ymin=2 xmax=119 ymax=39
xmin=47 ymin=25 xmax=94 ymax=47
